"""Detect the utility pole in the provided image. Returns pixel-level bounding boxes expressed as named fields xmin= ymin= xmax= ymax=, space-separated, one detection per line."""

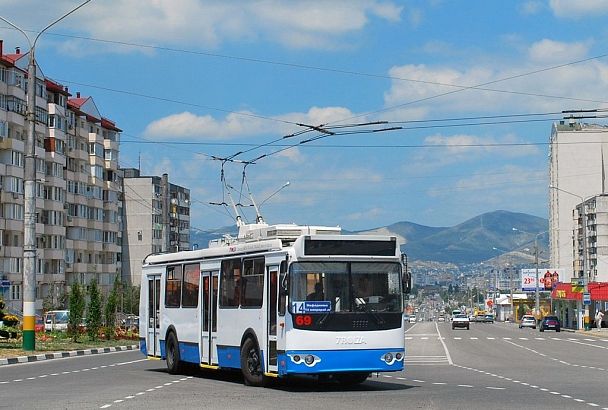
xmin=0 ymin=0 xmax=91 ymax=351
xmin=535 ymin=238 xmax=540 ymax=319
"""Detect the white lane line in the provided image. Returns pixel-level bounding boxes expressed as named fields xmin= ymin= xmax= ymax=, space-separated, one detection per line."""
xmin=458 ymin=384 xmax=473 ymax=388
xmin=434 ymin=322 xmax=454 ymax=365
xmin=486 ymin=387 xmax=505 ymax=390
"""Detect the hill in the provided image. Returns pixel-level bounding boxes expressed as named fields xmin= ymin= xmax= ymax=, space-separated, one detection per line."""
xmin=190 ymin=210 xmax=549 ymax=265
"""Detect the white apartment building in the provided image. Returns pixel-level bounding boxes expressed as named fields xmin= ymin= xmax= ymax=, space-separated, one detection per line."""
xmin=549 ymin=120 xmax=608 ymax=282
xmin=122 ymin=170 xmax=190 ymax=286
xmin=0 ymin=41 xmax=122 ymax=315
xmin=573 ymin=194 xmax=608 ymax=283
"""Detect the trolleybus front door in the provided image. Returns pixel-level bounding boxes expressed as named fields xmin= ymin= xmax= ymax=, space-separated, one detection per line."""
xmin=147 ymin=276 xmax=161 ymax=357
xmin=267 ymin=265 xmax=280 ymax=373
xmin=201 ymin=271 xmax=219 ymax=366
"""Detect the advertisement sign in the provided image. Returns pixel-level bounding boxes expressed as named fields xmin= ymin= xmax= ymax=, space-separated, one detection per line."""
xmin=520 ymin=269 xmax=564 ymax=292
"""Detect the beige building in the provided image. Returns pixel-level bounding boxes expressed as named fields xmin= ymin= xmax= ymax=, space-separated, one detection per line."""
xmin=573 ymin=194 xmax=608 ymax=283
xmin=549 ymin=120 xmax=608 ymax=282
xmin=122 ymin=170 xmax=190 ymax=286
xmin=0 ymin=41 xmax=122 ymax=315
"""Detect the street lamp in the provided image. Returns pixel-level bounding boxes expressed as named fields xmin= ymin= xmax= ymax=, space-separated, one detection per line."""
xmin=0 ymin=0 xmax=92 ymax=351
xmin=549 ymin=185 xmax=590 ymax=330
xmin=513 ymin=227 xmax=548 ymax=320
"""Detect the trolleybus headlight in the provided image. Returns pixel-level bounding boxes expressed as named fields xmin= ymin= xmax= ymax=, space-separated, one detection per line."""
xmin=384 ymin=353 xmax=394 ymax=363
xmin=293 ymin=355 xmax=301 ymax=363
xmin=304 ymin=355 xmax=315 ymax=365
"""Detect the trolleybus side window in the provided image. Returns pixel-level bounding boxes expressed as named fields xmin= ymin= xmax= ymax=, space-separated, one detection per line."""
xmin=278 ymin=260 xmax=287 ymax=316
xmin=242 ymin=257 xmax=264 ymax=308
xmin=220 ymin=258 xmax=241 ymax=308
xmin=182 ymin=263 xmax=200 ymax=308
xmin=165 ymin=265 xmax=183 ymax=308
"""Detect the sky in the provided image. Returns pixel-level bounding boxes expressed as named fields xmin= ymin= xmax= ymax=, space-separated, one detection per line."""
xmin=2 ymin=0 xmax=608 ymax=233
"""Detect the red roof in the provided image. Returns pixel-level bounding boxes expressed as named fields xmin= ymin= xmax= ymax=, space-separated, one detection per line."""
xmin=101 ymin=117 xmax=122 ymax=132
xmin=552 ymin=281 xmax=608 ymax=301
xmin=69 ymin=98 xmax=88 ymax=108
xmin=45 ymin=79 xmax=71 ymax=96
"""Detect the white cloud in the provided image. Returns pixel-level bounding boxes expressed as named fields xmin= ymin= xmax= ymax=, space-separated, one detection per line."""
xmin=143 ymin=106 xmax=359 ymax=139
xmin=345 ymin=207 xmax=384 ymax=222
xmin=528 ymin=39 xmax=591 ymax=63
xmin=519 ymin=1 xmax=544 ymax=15
xmin=549 ymin=0 xmax=608 ymax=18
xmin=382 ymin=43 xmax=608 ymax=118
xmin=4 ymin=0 xmax=402 ymax=52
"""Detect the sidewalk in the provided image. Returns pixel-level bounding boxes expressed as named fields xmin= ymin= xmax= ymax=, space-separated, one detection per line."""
xmin=0 ymin=344 xmax=139 ymax=366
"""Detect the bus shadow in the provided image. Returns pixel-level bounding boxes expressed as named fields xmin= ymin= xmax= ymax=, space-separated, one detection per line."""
xmin=147 ymin=365 xmax=415 ymax=392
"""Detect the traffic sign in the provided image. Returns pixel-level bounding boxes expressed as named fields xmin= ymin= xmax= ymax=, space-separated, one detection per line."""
xmin=583 ymin=292 xmax=591 ymax=305
xmin=0 ymin=280 xmax=10 ymax=288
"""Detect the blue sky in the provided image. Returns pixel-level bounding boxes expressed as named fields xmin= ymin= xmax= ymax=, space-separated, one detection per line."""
xmin=3 ymin=0 xmax=608 ymax=232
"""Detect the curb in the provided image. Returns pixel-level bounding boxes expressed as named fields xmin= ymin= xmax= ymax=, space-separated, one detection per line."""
xmin=0 ymin=344 xmax=139 ymax=366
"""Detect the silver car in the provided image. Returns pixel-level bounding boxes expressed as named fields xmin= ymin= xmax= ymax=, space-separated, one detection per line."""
xmin=519 ymin=315 xmax=537 ymax=329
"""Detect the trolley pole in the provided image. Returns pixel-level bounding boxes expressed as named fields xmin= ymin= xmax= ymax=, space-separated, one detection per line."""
xmin=0 ymin=0 xmax=92 ymax=351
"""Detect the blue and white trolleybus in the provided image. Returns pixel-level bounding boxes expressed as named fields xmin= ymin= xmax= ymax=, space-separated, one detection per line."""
xmin=139 ymin=222 xmax=410 ymax=386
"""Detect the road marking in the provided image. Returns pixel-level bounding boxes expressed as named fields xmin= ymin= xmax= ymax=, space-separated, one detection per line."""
xmin=434 ymin=322 xmax=454 ymax=365
xmin=486 ymin=387 xmax=505 ymax=390
xmin=458 ymin=384 xmax=473 ymax=388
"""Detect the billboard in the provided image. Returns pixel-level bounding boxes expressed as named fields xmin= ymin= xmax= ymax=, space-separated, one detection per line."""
xmin=520 ymin=269 xmax=565 ymax=292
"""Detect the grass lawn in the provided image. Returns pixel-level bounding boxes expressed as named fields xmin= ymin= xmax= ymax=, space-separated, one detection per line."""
xmin=0 ymin=332 xmax=139 ymax=359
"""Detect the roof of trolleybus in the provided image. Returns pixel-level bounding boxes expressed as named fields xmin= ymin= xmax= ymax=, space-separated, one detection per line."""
xmin=143 ymin=223 xmax=400 ymax=265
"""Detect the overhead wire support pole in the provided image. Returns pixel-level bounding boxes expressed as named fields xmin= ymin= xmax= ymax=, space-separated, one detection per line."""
xmin=0 ymin=0 xmax=92 ymax=352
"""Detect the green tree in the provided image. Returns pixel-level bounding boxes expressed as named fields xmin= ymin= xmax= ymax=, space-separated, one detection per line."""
xmin=104 ymin=276 xmax=119 ymax=339
xmin=86 ymin=279 xmax=103 ymax=341
xmin=68 ymin=282 xmax=85 ymax=342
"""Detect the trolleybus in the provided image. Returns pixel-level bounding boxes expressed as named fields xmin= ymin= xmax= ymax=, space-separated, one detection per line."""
xmin=139 ymin=222 xmax=410 ymax=386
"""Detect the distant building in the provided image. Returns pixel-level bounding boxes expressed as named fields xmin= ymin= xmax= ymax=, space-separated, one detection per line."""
xmin=549 ymin=120 xmax=608 ymax=281
xmin=121 ymin=169 xmax=190 ymax=286
xmin=573 ymin=194 xmax=608 ymax=282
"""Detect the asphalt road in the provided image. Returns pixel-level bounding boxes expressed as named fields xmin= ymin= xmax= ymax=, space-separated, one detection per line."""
xmin=1 ymin=322 xmax=607 ymax=409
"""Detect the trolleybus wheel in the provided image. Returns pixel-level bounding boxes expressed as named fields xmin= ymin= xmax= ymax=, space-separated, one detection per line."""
xmin=240 ymin=338 xmax=265 ymax=387
xmin=166 ymin=332 xmax=182 ymax=375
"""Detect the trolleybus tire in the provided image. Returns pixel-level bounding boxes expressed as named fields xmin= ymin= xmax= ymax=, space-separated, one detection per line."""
xmin=335 ymin=372 xmax=370 ymax=386
xmin=166 ymin=332 xmax=182 ymax=375
xmin=240 ymin=337 xmax=265 ymax=387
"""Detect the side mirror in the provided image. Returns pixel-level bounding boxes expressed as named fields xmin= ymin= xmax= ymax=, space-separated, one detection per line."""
xmin=402 ymin=271 xmax=411 ymax=295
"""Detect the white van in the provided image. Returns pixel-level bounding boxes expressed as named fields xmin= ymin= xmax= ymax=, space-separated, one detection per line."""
xmin=44 ymin=310 xmax=69 ymax=332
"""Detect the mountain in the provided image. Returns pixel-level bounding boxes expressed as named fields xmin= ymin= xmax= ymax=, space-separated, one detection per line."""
xmin=190 ymin=210 xmax=549 ymax=265
xmin=357 ymin=210 xmax=548 ymax=264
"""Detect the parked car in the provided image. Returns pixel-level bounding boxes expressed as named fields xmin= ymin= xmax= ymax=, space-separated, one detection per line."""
xmin=452 ymin=314 xmax=470 ymax=330
xmin=484 ymin=314 xmax=494 ymax=323
xmin=474 ymin=314 xmax=486 ymax=322
xmin=409 ymin=316 xmax=417 ymax=323
xmin=539 ymin=315 xmax=561 ymax=332
xmin=519 ymin=315 xmax=537 ymax=329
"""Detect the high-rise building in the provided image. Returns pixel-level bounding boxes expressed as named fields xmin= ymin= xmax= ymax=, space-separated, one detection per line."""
xmin=0 ymin=40 xmax=122 ymax=315
xmin=549 ymin=120 xmax=608 ymax=282
xmin=121 ymin=169 xmax=190 ymax=286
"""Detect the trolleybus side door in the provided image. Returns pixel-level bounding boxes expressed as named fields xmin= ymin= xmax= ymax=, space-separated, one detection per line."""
xmin=201 ymin=270 xmax=219 ymax=366
xmin=267 ymin=264 xmax=284 ymax=374
xmin=146 ymin=275 xmax=161 ymax=357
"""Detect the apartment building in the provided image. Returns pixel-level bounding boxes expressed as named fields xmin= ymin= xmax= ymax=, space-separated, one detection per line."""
xmin=0 ymin=40 xmax=122 ymax=314
xmin=573 ymin=194 xmax=608 ymax=283
xmin=121 ymin=169 xmax=190 ymax=286
xmin=549 ymin=120 xmax=608 ymax=281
